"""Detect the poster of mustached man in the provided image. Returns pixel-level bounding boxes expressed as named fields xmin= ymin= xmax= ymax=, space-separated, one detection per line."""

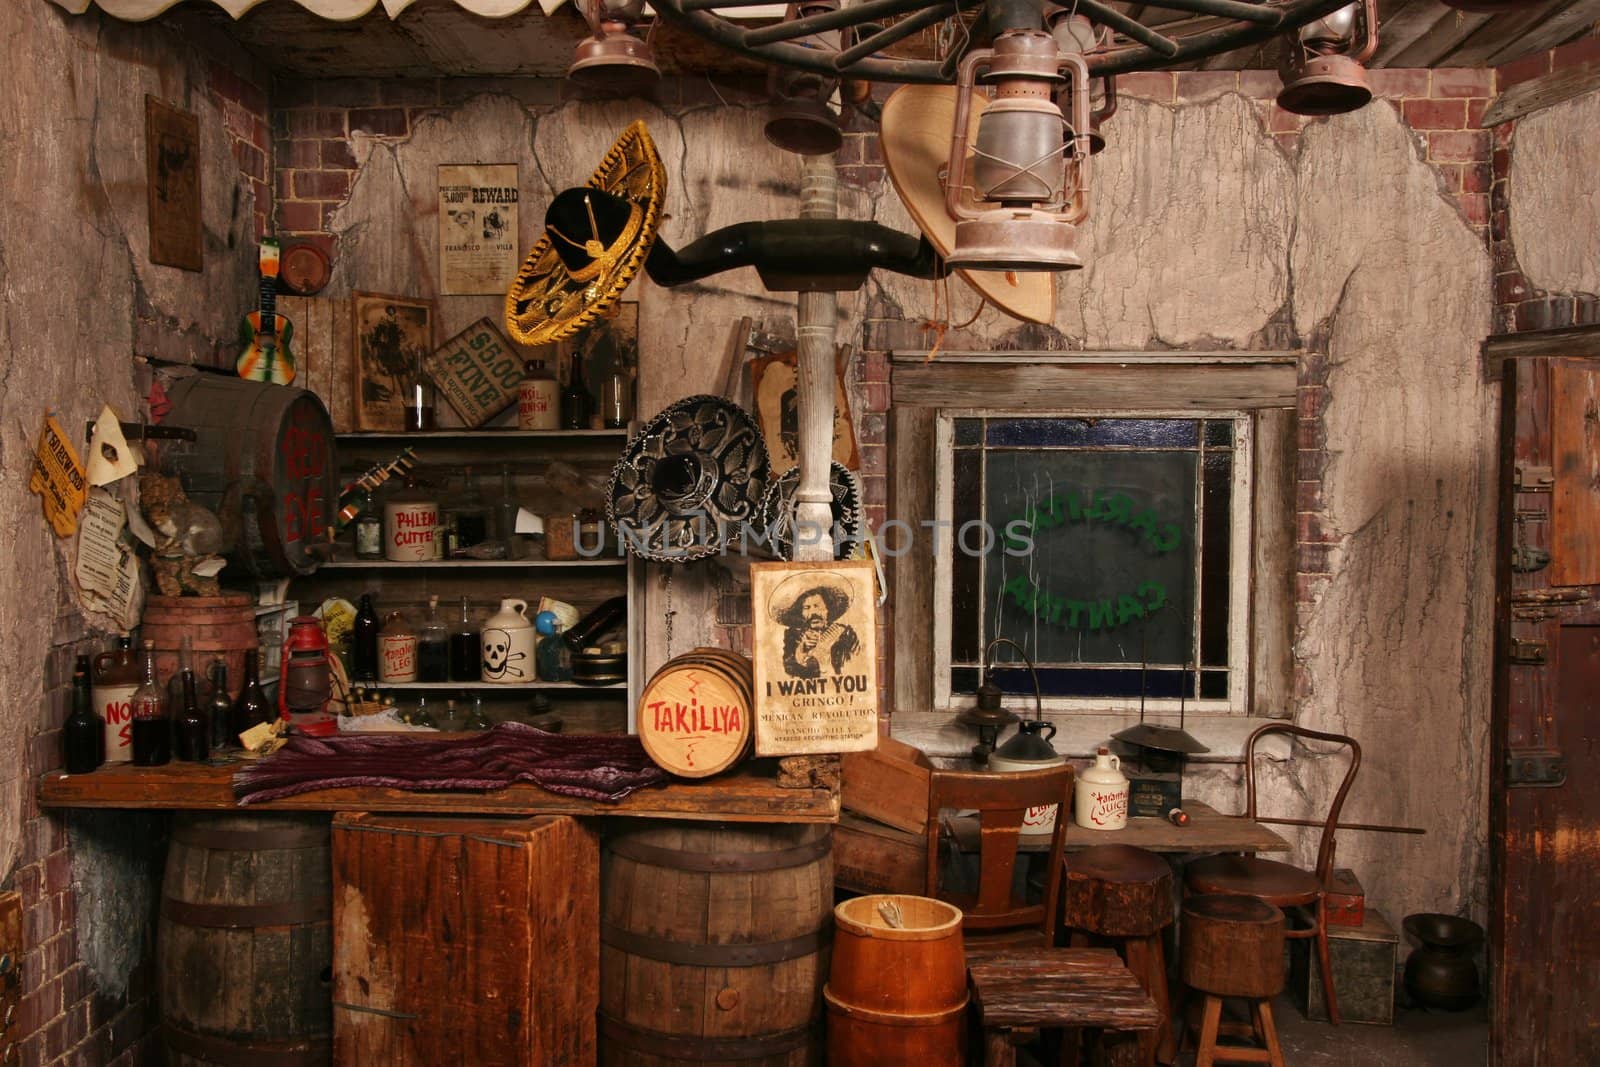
xmin=751 ymin=560 xmax=879 ymax=756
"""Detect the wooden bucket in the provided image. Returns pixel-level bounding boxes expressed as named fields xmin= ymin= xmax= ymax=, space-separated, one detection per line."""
xmin=637 ymin=648 xmax=754 ymax=778
xmin=158 ymin=813 xmax=333 ymax=1066
xmin=162 ymin=375 xmax=338 ymax=577
xmin=825 ymin=895 xmax=968 ymax=1067
xmin=141 ymin=594 xmax=259 ymax=700
xmin=600 ymin=820 xmax=832 ymax=1066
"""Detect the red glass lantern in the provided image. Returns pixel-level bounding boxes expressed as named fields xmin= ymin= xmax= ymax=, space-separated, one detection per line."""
xmin=279 ymin=616 xmax=336 ymax=737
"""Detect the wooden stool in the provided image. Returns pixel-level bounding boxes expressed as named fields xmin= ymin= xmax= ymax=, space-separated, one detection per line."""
xmin=1179 ymin=894 xmax=1287 ymax=1067
xmin=1061 ymin=845 xmax=1177 ymax=1066
xmin=967 ymin=948 xmax=1161 ymax=1067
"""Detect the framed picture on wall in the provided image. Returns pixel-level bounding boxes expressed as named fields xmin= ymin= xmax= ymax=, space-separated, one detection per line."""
xmin=351 ymin=292 xmax=435 ymax=432
xmin=750 ymin=348 xmax=860 ymax=477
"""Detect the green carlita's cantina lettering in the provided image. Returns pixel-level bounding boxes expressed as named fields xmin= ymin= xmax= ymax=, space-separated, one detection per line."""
xmin=1001 ymin=489 xmax=1182 ymax=633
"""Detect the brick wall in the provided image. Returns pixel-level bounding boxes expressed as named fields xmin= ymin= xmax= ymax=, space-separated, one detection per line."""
xmin=15 ymin=622 xmax=159 ymax=1067
xmin=1489 ymin=32 xmax=1600 ymax=335
xmin=208 ymin=62 xmax=274 ymax=241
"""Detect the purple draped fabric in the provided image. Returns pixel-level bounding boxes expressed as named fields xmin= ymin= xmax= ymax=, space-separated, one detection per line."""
xmin=233 ymin=721 xmax=669 ymax=805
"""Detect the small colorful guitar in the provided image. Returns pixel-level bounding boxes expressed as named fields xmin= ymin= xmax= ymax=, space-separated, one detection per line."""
xmin=237 ymin=238 xmax=296 ymax=385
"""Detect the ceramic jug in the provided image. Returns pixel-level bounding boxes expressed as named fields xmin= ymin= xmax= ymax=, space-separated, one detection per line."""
xmin=1075 ymin=746 xmax=1130 ymax=830
xmin=988 ymin=720 xmax=1066 ymax=834
xmin=481 ymin=598 xmax=537 ymax=685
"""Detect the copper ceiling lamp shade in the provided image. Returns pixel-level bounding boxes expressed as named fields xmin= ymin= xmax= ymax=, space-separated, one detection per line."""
xmin=568 ymin=0 xmax=661 ymax=95
xmin=1276 ymin=0 xmax=1379 ymax=117
xmin=764 ymin=1 xmax=845 ymax=156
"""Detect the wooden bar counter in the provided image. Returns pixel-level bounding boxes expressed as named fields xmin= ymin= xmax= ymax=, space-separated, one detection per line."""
xmin=38 ymin=755 xmax=840 ymax=823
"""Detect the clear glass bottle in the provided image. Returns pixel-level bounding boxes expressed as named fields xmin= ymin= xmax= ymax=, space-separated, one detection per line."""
xmin=440 ymin=698 xmax=462 ymax=732
xmin=495 ymin=463 xmax=523 ymax=560
xmin=464 ymin=693 xmax=493 ymax=731
xmin=600 ymin=330 xmax=635 ymax=429
xmin=404 ymin=349 xmax=437 ymax=432
xmin=417 ymin=595 xmax=450 ymax=682
xmin=451 ymin=467 xmax=490 ymax=550
xmin=412 ymin=695 xmax=437 ymax=729
xmin=130 ymin=640 xmax=171 ymax=766
xmin=174 ymin=668 xmax=210 ymax=763
xmin=536 ymin=621 xmax=574 ymax=683
xmin=63 ymin=655 xmax=105 ymax=774
xmin=450 ymin=596 xmax=481 ymax=682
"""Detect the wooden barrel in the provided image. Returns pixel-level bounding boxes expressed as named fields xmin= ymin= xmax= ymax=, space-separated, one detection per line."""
xmin=637 ymin=648 xmax=754 ymax=777
xmin=600 ymin=820 xmax=832 ymax=1066
xmin=142 ymin=594 xmax=259 ymax=700
xmin=162 ymin=375 xmax=338 ymax=577
xmin=824 ymin=895 xmax=967 ymax=1067
xmin=158 ymin=813 xmax=333 ymax=1066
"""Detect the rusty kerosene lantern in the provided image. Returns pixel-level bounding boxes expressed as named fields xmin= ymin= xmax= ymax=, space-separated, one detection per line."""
xmin=1276 ymin=0 xmax=1378 ymax=117
xmin=941 ymin=18 xmax=1093 ymax=271
xmin=1113 ymin=660 xmax=1209 ymax=819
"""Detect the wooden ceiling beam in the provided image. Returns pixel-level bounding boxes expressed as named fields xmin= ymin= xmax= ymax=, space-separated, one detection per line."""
xmin=1437 ymin=0 xmax=1580 ymax=67
xmin=1484 ymin=0 xmax=1600 ymax=66
xmin=1386 ymin=9 xmax=1493 ymax=67
xmin=1371 ymin=0 xmax=1453 ymax=67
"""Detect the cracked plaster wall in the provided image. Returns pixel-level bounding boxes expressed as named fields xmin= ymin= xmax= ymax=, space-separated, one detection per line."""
xmin=0 ymin=2 xmax=261 ymax=999
xmin=328 ymin=86 xmax=1494 ymax=924
xmin=1507 ymin=90 xmax=1600 ymax=297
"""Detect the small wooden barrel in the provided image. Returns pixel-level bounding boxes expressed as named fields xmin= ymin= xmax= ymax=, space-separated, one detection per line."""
xmin=163 ymin=375 xmax=338 ymax=577
xmin=142 ymin=594 xmax=260 ymax=700
xmin=600 ymin=820 xmax=832 ymax=1066
xmin=1180 ymin=894 xmax=1286 ymax=1000
xmin=637 ymin=648 xmax=754 ymax=778
xmin=158 ymin=813 xmax=333 ymax=1066
xmin=825 ymin=895 xmax=967 ymax=1067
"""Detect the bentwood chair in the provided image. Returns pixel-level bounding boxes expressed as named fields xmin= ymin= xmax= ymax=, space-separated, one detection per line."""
xmin=1183 ymin=723 xmax=1362 ymax=1025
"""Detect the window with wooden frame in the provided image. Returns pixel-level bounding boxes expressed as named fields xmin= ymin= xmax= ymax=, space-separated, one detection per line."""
xmin=885 ymin=350 xmax=1297 ymax=726
xmin=932 ymin=411 xmax=1254 ymax=714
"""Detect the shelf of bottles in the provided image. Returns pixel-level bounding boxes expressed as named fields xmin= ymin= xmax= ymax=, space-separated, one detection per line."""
xmin=318 ymin=559 xmax=626 ymax=570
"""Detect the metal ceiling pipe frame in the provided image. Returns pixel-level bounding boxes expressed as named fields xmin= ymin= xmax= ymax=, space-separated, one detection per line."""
xmin=650 ymin=0 xmax=1360 ymax=81
xmin=791 ymin=155 xmax=840 ymax=563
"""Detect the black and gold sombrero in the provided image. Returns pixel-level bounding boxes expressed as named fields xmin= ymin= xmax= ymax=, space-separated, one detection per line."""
xmin=504 ymin=121 xmax=666 ymax=347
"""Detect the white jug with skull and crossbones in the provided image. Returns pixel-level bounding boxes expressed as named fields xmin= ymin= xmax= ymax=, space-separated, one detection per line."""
xmin=481 ymin=598 xmax=537 ymax=685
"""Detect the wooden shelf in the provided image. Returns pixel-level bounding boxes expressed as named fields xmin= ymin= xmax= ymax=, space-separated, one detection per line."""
xmin=337 ymin=429 xmax=627 ymax=442
xmin=38 ymin=758 xmax=839 ymax=824
xmin=318 ymin=559 xmax=625 ymax=570
xmin=362 ymin=680 xmax=625 ymax=692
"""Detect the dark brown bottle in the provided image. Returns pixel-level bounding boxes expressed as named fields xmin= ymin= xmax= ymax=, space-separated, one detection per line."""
xmin=230 ymin=651 xmax=274 ymax=737
xmin=174 ymin=669 xmax=210 ymax=762
xmin=561 ymin=351 xmax=592 ymax=430
xmin=63 ymin=656 xmax=105 ymax=774
xmin=354 ymin=593 xmax=381 ymax=680
xmin=207 ymin=659 xmax=234 ymax=750
xmin=449 ymin=596 xmax=481 ymax=682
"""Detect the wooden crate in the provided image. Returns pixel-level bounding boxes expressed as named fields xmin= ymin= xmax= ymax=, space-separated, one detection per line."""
xmin=1289 ymin=908 xmax=1398 ymax=1025
xmin=841 ymin=734 xmax=933 ymax=834
xmin=280 ymin=295 xmax=353 ymax=432
xmin=834 ymin=812 xmax=928 ymax=895
xmin=332 ymin=812 xmax=599 ymax=1065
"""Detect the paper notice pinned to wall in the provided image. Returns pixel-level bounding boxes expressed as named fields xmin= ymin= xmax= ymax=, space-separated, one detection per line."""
xmin=438 ymin=164 xmax=519 ymax=295
xmin=75 ymin=488 xmax=144 ymax=630
xmin=29 ymin=414 xmax=87 ymax=537
xmin=87 ymin=406 xmax=139 ymax=486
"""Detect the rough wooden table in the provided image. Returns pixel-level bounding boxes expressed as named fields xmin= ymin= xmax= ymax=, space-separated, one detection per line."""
xmin=37 ymin=754 xmax=840 ymax=823
xmin=967 ymin=947 xmax=1161 ymax=1067
xmin=949 ymin=801 xmax=1291 ymax=855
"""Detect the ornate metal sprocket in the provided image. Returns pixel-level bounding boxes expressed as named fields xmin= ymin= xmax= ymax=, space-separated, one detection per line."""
xmin=651 ymin=0 xmax=1360 ymax=83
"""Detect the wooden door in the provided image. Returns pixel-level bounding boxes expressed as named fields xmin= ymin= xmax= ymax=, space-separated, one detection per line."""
xmin=1491 ymin=353 xmax=1600 ymax=1066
